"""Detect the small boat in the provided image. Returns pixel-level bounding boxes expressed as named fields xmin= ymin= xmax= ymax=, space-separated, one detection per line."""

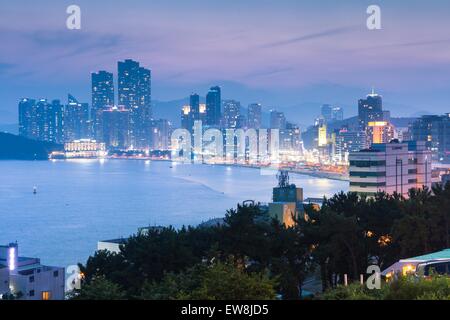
xmin=33 ymin=186 xmax=37 ymax=194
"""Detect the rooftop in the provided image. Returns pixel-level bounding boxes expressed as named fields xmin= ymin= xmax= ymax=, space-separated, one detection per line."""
xmin=99 ymin=238 xmax=127 ymax=244
xmin=400 ymin=248 xmax=450 ymax=262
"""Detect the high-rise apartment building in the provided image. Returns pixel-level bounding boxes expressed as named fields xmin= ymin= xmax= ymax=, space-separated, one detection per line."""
xmin=358 ymin=89 xmax=383 ymax=130
xmin=321 ymin=104 xmax=343 ymax=123
xmin=321 ymin=104 xmax=333 ymax=122
xmin=223 ymin=100 xmax=241 ymax=129
xmin=92 ymin=71 xmax=114 ymax=139
xmin=205 ymin=86 xmax=221 ymax=127
xmin=247 ymin=103 xmax=262 ymax=129
xmin=118 ymin=59 xmax=152 ymax=149
xmin=332 ymin=106 xmax=344 ymax=122
xmin=18 ymin=98 xmax=37 ymax=139
xmin=270 ymin=110 xmax=286 ymax=130
xmin=280 ymin=122 xmax=301 ymax=151
xmin=18 ymin=98 xmax=64 ymax=143
xmin=411 ymin=114 xmax=450 ymax=163
xmin=98 ymin=105 xmax=131 ymax=149
xmin=366 ymin=121 xmax=395 ymax=146
xmin=150 ymin=119 xmax=172 ymax=150
xmin=92 ymin=71 xmax=114 ymax=110
xmin=64 ymin=94 xmax=90 ymax=141
xmin=334 ymin=127 xmax=366 ymax=162
xmin=180 ymin=94 xmax=207 ymax=132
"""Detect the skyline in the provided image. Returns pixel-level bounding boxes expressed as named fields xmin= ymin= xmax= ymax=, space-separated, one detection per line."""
xmin=1 ymin=0 xmax=450 ymax=124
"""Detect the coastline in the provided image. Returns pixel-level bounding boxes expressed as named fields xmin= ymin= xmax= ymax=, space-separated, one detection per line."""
xmin=46 ymin=156 xmax=351 ymax=182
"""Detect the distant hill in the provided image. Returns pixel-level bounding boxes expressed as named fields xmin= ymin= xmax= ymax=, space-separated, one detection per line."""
xmin=390 ymin=117 xmax=417 ymax=128
xmin=0 ymin=132 xmax=63 ymax=160
xmin=0 ymin=123 xmax=18 ymax=135
xmin=153 ymin=98 xmax=191 ymax=125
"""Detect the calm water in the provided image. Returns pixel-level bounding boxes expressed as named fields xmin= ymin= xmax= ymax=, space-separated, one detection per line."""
xmin=0 ymin=160 xmax=348 ymax=267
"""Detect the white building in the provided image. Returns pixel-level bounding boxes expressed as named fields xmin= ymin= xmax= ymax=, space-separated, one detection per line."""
xmin=0 ymin=243 xmax=65 ymax=300
xmin=349 ymin=141 xmax=432 ymax=197
xmin=64 ymin=139 xmax=106 ymax=158
xmin=97 ymin=239 xmax=126 ymax=254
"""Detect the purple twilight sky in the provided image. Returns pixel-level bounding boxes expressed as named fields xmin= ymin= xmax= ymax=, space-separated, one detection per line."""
xmin=1 ymin=0 xmax=450 ymax=124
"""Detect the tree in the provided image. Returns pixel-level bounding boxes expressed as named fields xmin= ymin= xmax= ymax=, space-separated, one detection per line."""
xmin=141 ymin=262 xmax=277 ymax=300
xmin=321 ymin=276 xmax=450 ymax=300
xmin=69 ymin=277 xmax=126 ymax=300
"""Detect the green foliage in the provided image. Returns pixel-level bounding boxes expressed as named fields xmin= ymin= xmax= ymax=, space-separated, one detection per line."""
xmin=321 ymin=282 xmax=382 ymax=300
xmin=140 ymin=262 xmax=277 ymax=300
xmin=321 ymin=276 xmax=450 ymax=300
xmin=76 ymin=185 xmax=450 ymax=300
xmin=77 ymin=204 xmax=309 ymax=300
xmin=298 ymin=185 xmax=450 ymax=290
xmin=69 ymin=276 xmax=126 ymax=300
xmin=384 ymin=276 xmax=450 ymax=300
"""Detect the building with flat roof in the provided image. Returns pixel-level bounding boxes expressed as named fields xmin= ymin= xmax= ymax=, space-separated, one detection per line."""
xmin=0 ymin=243 xmax=64 ymax=300
xmin=97 ymin=239 xmax=127 ymax=254
xmin=268 ymin=171 xmax=304 ymax=227
xmin=382 ymin=248 xmax=450 ymax=278
xmin=349 ymin=140 xmax=432 ymax=197
xmin=64 ymin=139 xmax=106 ymax=158
xmin=411 ymin=114 xmax=450 ymax=164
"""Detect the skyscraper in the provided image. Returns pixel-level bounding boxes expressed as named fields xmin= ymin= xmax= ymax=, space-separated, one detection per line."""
xmin=222 ymin=100 xmax=241 ymax=129
xmin=180 ymin=95 xmax=207 ymax=132
xmin=18 ymin=98 xmax=64 ymax=143
xmin=64 ymin=94 xmax=90 ymax=141
xmin=247 ymin=103 xmax=262 ymax=129
xmin=189 ymin=93 xmax=200 ymax=121
xmin=321 ymin=104 xmax=333 ymax=122
xmin=411 ymin=114 xmax=450 ymax=163
xmin=206 ymin=86 xmax=221 ymax=127
xmin=181 ymin=105 xmax=192 ymax=131
xmin=18 ymin=98 xmax=37 ymax=139
xmin=118 ymin=59 xmax=152 ymax=149
xmin=46 ymin=100 xmax=64 ymax=143
xmin=335 ymin=127 xmax=366 ymax=163
xmin=270 ymin=110 xmax=286 ymax=129
xmin=99 ymin=105 xmax=131 ymax=149
xmin=92 ymin=71 xmax=114 ymax=139
xmin=358 ymin=89 xmax=383 ymax=130
xmin=280 ymin=122 xmax=301 ymax=151
xmin=332 ymin=107 xmax=344 ymax=122
xmin=366 ymin=121 xmax=395 ymax=146
xmin=92 ymin=71 xmax=114 ymax=110
xmin=150 ymin=119 xmax=172 ymax=151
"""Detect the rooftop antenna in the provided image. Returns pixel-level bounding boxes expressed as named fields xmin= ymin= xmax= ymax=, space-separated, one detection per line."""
xmin=276 ymin=170 xmax=290 ymax=188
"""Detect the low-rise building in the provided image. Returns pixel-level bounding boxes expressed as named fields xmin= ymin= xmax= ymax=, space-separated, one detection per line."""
xmin=97 ymin=239 xmax=126 ymax=254
xmin=0 ymin=243 xmax=65 ymax=300
xmin=64 ymin=139 xmax=106 ymax=158
xmin=268 ymin=171 xmax=303 ymax=227
xmin=349 ymin=140 xmax=432 ymax=197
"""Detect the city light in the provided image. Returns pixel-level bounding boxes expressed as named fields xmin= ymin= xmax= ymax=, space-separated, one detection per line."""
xmin=8 ymin=247 xmax=16 ymax=271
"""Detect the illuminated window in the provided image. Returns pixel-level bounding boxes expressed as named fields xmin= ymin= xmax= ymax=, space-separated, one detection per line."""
xmin=42 ymin=291 xmax=51 ymax=300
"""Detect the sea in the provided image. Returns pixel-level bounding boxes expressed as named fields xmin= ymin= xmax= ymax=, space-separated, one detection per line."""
xmin=0 ymin=160 xmax=348 ymax=268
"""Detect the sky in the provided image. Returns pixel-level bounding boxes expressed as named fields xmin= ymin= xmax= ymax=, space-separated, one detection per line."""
xmin=1 ymin=0 xmax=450 ymax=124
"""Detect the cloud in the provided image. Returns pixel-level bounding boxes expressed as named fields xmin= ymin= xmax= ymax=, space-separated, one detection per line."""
xmin=259 ymin=25 xmax=358 ymax=48
xmin=0 ymin=62 xmax=16 ymax=73
xmin=350 ymin=38 xmax=450 ymax=53
xmin=242 ymin=66 xmax=294 ymax=79
xmin=22 ymin=30 xmax=124 ymax=60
